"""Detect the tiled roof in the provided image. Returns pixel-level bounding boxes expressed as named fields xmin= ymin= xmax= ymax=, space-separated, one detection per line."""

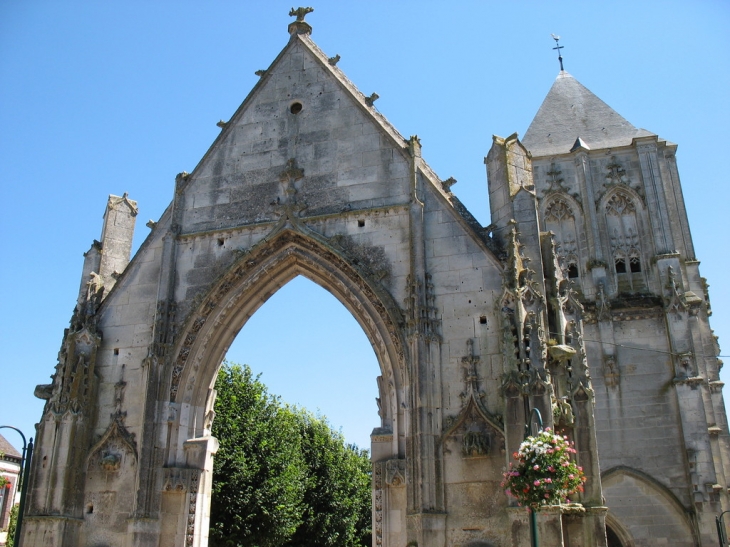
xmin=523 ymin=71 xmax=653 ymax=157
xmin=0 ymin=432 xmax=22 ymax=460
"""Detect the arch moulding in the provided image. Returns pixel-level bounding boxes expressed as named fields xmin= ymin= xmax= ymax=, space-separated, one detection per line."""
xmin=167 ymin=227 xmax=409 ymax=455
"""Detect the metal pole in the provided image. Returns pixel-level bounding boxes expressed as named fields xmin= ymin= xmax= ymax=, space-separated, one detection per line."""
xmin=16 ymin=438 xmax=32 ymax=547
xmin=717 ymin=510 xmax=730 ymax=547
xmin=1 ymin=426 xmax=29 ymax=547
xmin=524 ymin=408 xmax=543 ymax=547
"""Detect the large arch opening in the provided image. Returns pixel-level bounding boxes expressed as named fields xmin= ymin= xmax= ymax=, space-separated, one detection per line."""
xmin=224 ymin=275 xmax=381 ymax=449
xmin=209 ymin=275 xmax=381 ymax=545
xmin=162 ymin=229 xmax=409 ymax=546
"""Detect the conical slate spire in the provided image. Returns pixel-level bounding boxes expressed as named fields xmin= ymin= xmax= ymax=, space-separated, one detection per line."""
xmin=523 ymin=71 xmax=654 ymax=157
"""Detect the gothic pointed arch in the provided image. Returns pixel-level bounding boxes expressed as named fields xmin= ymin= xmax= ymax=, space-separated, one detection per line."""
xmin=598 ymin=187 xmax=648 ymax=292
xmin=541 ymin=193 xmax=585 ymax=280
xmin=86 ymin=414 xmax=138 ymax=472
xmin=604 ymin=511 xmax=635 ymax=547
xmin=167 ymin=225 xmax=408 ymax=445
xmin=441 ymin=340 xmax=505 ymax=458
xmin=601 ymin=466 xmax=697 ymax=546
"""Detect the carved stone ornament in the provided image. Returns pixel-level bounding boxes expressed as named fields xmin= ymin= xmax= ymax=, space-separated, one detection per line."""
xmin=162 ymin=467 xmax=200 ymax=493
xmin=498 ymin=222 xmax=548 ymax=381
xmin=288 ymin=7 xmax=314 ymax=35
xmin=605 ymin=156 xmax=629 ymax=186
xmin=373 ymin=462 xmax=384 ymax=546
xmin=462 ymin=426 xmax=490 ymax=457
xmin=86 ymin=413 xmax=138 ymax=473
xmin=548 ymin=344 xmax=576 ymax=364
xmin=664 ymin=265 xmax=687 ymax=316
xmin=596 ymin=280 xmax=612 ymax=322
xmin=442 ymin=339 xmax=505 ymax=457
xmin=329 ymin=234 xmax=391 ymax=286
xmin=273 ymin=158 xmax=307 ymax=219
xmin=365 ymin=92 xmax=379 ymax=106
xmin=99 ymin=452 xmax=121 ymax=472
xmin=404 ymin=273 xmax=441 ymax=342
xmin=541 ymin=162 xmax=570 ymax=196
xmin=441 ymin=177 xmax=457 ymax=193
xmin=289 ymin=6 xmax=313 ymax=21
xmin=37 ymin=270 xmax=105 ymax=418
xmin=185 ymin=470 xmax=200 ymax=547
xmin=169 ymin=229 xmax=406 ymax=401
xmin=552 ymin=397 xmax=575 ymax=427
xmin=603 ymin=354 xmax=619 ymax=387
xmin=385 ymin=459 xmax=406 ymax=487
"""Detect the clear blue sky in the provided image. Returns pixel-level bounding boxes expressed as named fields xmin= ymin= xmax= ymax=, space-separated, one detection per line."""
xmin=1 ymin=1 xmax=728 ymax=452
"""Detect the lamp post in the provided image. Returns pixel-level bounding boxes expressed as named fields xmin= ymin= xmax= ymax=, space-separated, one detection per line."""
xmin=0 ymin=426 xmax=33 ymax=547
xmin=717 ymin=510 xmax=730 ymax=547
xmin=524 ymin=408 xmax=544 ymax=547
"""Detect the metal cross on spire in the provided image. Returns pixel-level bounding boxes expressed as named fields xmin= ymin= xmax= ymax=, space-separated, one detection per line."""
xmin=551 ymin=34 xmax=565 ymax=71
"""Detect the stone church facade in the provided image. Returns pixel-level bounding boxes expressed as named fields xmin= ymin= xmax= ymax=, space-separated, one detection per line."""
xmin=22 ymin=10 xmax=728 ymax=547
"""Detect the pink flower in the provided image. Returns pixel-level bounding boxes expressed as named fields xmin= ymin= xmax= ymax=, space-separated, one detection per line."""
xmin=534 ymin=480 xmax=540 ymax=486
xmin=533 ymin=464 xmax=540 ymax=470
xmin=545 ymin=478 xmax=552 ymax=483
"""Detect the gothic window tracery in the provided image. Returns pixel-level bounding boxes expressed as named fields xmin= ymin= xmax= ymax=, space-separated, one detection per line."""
xmin=605 ymin=192 xmax=644 ymax=291
xmin=544 ymin=198 xmax=581 ymax=279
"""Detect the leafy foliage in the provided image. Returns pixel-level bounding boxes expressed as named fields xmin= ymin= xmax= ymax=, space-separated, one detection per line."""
xmin=210 ymin=362 xmax=371 ymax=547
xmin=284 ymin=413 xmax=372 ymax=547
xmin=6 ymin=503 xmax=18 ymax=547
xmin=501 ymin=429 xmax=585 ymax=508
xmin=210 ymin=363 xmax=306 ymax=547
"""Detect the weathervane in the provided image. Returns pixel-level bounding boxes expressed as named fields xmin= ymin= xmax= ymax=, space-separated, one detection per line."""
xmin=551 ymin=34 xmax=564 ymax=71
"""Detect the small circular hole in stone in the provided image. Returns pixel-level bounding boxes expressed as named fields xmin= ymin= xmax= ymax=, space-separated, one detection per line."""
xmin=290 ymin=102 xmax=303 ymax=114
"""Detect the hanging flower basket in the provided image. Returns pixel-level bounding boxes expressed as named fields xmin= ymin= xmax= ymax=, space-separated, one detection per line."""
xmin=501 ymin=428 xmax=586 ymax=509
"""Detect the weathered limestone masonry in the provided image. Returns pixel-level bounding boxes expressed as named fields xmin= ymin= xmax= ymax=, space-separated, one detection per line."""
xmin=23 ymin=10 xmax=728 ymax=547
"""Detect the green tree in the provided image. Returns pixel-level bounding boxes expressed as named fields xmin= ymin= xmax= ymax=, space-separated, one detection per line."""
xmin=209 ymin=362 xmax=372 ymax=547
xmin=284 ymin=412 xmax=372 ymax=547
xmin=210 ymin=363 xmax=306 ymax=547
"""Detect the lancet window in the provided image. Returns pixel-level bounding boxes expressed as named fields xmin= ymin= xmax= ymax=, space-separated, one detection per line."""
xmin=544 ymin=198 xmax=580 ymax=279
xmin=605 ymin=192 xmax=644 ymax=290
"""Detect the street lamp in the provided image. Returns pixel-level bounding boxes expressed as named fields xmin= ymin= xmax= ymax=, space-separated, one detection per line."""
xmin=0 ymin=426 xmax=33 ymax=547
xmin=717 ymin=510 xmax=730 ymax=547
xmin=524 ymin=407 xmax=544 ymax=547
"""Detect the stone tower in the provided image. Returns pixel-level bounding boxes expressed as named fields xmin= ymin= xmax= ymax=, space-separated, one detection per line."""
xmin=521 ymin=70 xmax=729 ymax=546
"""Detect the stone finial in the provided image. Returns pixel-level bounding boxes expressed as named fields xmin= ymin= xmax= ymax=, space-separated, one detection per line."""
xmin=365 ymin=92 xmax=379 ymax=106
xmin=441 ymin=177 xmax=457 ymax=192
xmin=288 ymin=7 xmax=314 ymax=35
xmin=408 ymin=135 xmax=422 ymax=158
xmin=255 ymin=70 xmax=266 ymax=77
xmin=216 ymin=120 xmax=227 ymax=129
xmin=328 ymin=54 xmax=341 ymax=66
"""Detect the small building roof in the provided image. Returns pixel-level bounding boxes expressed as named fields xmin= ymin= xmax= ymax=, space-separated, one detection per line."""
xmin=0 ymin=433 xmax=22 ymax=460
xmin=523 ymin=71 xmax=654 ymax=157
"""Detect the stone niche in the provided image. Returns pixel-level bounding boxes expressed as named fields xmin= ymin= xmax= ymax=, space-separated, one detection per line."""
xmin=83 ymin=420 xmax=138 ymax=543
